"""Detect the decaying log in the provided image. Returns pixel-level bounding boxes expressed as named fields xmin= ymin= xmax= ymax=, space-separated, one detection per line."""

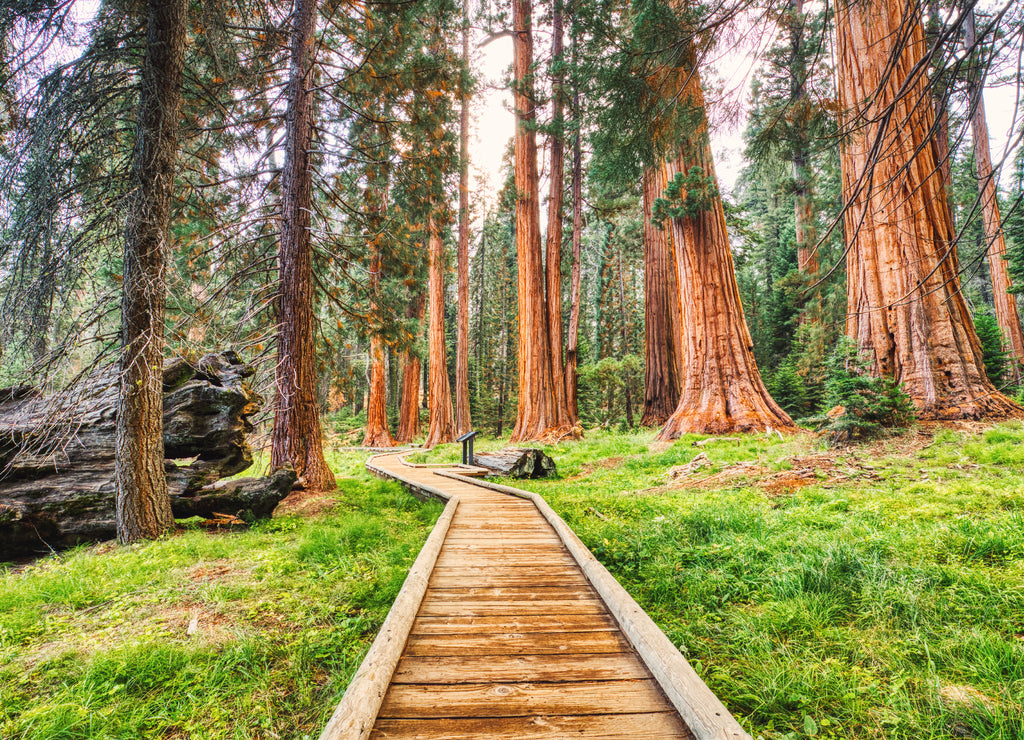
xmin=171 ymin=466 xmax=298 ymax=521
xmin=473 ymin=448 xmax=557 ymax=479
xmin=0 ymin=352 xmax=291 ymax=558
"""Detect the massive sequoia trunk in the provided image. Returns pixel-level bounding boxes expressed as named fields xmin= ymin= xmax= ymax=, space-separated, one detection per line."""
xmin=272 ymin=0 xmax=335 ymax=489
xmin=454 ymin=7 xmax=472 ymax=435
xmin=510 ymin=0 xmax=576 ymax=443
xmin=362 ymin=336 xmax=395 ymax=447
xmin=836 ymin=0 xmax=1019 ymax=418
xmin=116 ymin=0 xmax=188 ymax=544
xmin=964 ymin=9 xmax=1024 ymax=377
xmin=641 ymin=164 xmax=683 ymax=427
xmin=424 ymin=217 xmax=456 ymax=448
xmin=657 ymin=61 xmax=797 ymax=438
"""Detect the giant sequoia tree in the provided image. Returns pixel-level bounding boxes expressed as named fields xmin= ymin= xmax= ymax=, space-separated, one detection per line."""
xmin=835 ymin=0 xmax=1018 ymax=418
xmin=510 ymin=0 xmax=577 ymax=443
xmin=656 ymin=54 xmax=796 ymax=437
xmin=115 ymin=0 xmax=188 ymax=543
xmin=271 ymin=0 xmax=336 ymax=489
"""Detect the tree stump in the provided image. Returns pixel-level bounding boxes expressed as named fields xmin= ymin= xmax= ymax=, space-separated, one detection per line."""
xmin=473 ymin=448 xmax=557 ymax=479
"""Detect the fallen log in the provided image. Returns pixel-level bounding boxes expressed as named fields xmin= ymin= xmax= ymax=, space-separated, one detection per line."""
xmin=473 ymin=448 xmax=557 ymax=479
xmin=0 ymin=352 xmax=291 ymax=558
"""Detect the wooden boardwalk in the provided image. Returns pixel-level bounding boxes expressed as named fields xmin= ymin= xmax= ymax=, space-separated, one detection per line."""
xmin=321 ymin=452 xmax=750 ymax=740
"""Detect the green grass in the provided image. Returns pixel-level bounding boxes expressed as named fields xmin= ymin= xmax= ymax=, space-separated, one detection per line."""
xmin=0 ymin=449 xmax=442 ymax=740
xmin=501 ymin=424 xmax=1024 ymax=739
xmin=5 ymin=426 xmax=1024 ymax=738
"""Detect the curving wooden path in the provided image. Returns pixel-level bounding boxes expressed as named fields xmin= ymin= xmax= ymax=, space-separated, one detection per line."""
xmin=320 ymin=452 xmax=751 ymax=740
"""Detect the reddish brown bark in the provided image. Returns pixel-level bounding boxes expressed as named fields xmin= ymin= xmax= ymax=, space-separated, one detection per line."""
xmin=115 ymin=0 xmax=188 ymax=543
xmin=424 ymin=217 xmax=456 ymax=448
xmin=510 ymin=0 xmax=577 ymax=443
xmin=657 ymin=62 xmax=797 ymax=439
xmin=964 ymin=9 xmax=1024 ymax=378
xmin=640 ymin=164 xmax=683 ymax=427
xmin=271 ymin=0 xmax=336 ymax=489
xmin=362 ymin=335 xmax=395 ymax=447
xmin=545 ymin=0 xmax=567 ymax=423
xmin=926 ymin=0 xmax=954 ymax=192
xmin=836 ymin=0 xmax=1018 ymax=418
xmin=454 ymin=8 xmax=472 ymax=434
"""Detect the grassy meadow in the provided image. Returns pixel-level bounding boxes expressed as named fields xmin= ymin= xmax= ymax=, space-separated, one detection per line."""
xmin=2 ymin=423 xmax=1023 ymax=738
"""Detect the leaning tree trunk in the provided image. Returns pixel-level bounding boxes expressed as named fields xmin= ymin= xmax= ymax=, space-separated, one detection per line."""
xmin=511 ymin=0 xmax=576 ymax=443
xmin=836 ymin=0 xmax=1019 ymax=418
xmin=454 ymin=5 xmax=472 ymax=435
xmin=657 ymin=60 xmax=797 ymax=439
xmin=272 ymin=0 xmax=336 ymax=489
xmin=116 ymin=0 xmax=188 ymax=544
xmin=424 ymin=217 xmax=456 ymax=448
xmin=641 ymin=163 xmax=683 ymax=427
xmin=964 ymin=8 xmax=1024 ymax=379
xmin=396 ymin=292 xmax=425 ymax=443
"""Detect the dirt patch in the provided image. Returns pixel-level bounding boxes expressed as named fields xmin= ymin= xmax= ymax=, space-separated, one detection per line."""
xmin=273 ymin=487 xmax=337 ymax=518
xmin=568 ymin=456 xmax=625 ymax=480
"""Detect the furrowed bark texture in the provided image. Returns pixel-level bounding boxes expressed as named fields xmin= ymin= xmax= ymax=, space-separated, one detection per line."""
xmin=455 ymin=10 xmax=472 ymax=434
xmin=545 ymin=0 xmax=567 ymax=423
xmin=836 ymin=0 xmax=1018 ymax=419
xmin=362 ymin=157 xmax=395 ymax=448
xmin=272 ymin=0 xmax=336 ymax=489
xmin=511 ymin=0 xmax=576 ymax=443
xmin=964 ymin=9 xmax=1024 ymax=376
xmin=116 ymin=0 xmax=188 ymax=544
xmin=424 ymin=217 xmax=456 ymax=448
xmin=396 ymin=293 xmax=425 ymax=443
xmin=658 ymin=62 xmax=796 ymax=438
xmin=641 ymin=164 xmax=683 ymax=427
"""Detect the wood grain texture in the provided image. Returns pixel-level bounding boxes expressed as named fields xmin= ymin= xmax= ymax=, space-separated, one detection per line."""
xmin=410 ymin=613 xmax=617 ymax=635
xmin=391 ymin=653 xmax=651 ymax=684
xmin=403 ymin=629 xmax=630 ymax=656
xmin=370 ymin=712 xmax=694 ymax=739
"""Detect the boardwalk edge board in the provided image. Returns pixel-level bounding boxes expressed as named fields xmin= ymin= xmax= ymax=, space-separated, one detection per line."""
xmin=318 ymin=454 xmax=458 ymax=740
xmin=434 ymin=468 xmax=752 ymax=740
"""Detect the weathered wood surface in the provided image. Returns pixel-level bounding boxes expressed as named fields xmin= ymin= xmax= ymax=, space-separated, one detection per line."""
xmin=0 ymin=352 xmax=287 ymax=557
xmin=320 ymin=451 xmax=722 ymax=740
xmin=472 ymin=447 xmax=557 ymax=478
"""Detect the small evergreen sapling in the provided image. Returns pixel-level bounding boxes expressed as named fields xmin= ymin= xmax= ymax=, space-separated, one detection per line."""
xmin=812 ymin=337 xmax=915 ymax=443
xmin=974 ymin=312 xmax=1008 ymax=386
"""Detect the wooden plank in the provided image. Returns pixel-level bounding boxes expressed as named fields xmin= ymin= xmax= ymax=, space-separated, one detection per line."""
xmin=424 ymin=586 xmax=595 ymax=601
xmin=417 ymin=599 xmax=606 ymax=617
xmin=403 ymin=630 xmax=629 ymax=656
xmin=410 ymin=613 xmax=617 ymax=635
xmin=437 ymin=470 xmax=752 ymax=740
xmin=378 ymin=679 xmax=672 ymax=719
xmin=433 ymin=553 xmax=576 ymax=568
xmin=429 ymin=574 xmax=588 ymax=589
xmin=370 ymin=712 xmax=694 ymax=739
xmin=431 ymin=565 xmax=580 ymax=577
xmin=391 ymin=653 xmax=651 ymax=684
xmin=319 ymin=458 xmax=458 ymax=740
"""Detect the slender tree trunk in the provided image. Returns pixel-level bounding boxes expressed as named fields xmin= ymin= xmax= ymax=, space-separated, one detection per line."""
xmin=510 ymin=0 xmax=576 ymax=442
xmin=116 ymin=0 xmax=188 ymax=543
xmin=363 ymin=335 xmax=395 ymax=446
xmin=565 ymin=44 xmax=583 ymax=423
xmin=789 ymin=0 xmax=818 ymax=277
xmin=362 ymin=158 xmax=395 ymax=448
xmin=272 ymin=0 xmax=336 ymax=489
xmin=963 ymin=8 xmax=1024 ymax=379
xmin=615 ymin=236 xmax=634 ymax=429
xmin=396 ymin=292 xmax=425 ymax=442
xmin=454 ymin=4 xmax=472 ymax=434
xmin=424 ymin=216 xmax=456 ymax=447
xmin=657 ymin=60 xmax=796 ymax=438
xmin=836 ymin=0 xmax=1018 ymax=418
xmin=545 ymin=0 xmax=567 ymax=423
xmin=641 ymin=163 xmax=683 ymax=426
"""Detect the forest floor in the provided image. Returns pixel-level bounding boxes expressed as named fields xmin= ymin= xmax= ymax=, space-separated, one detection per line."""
xmin=2 ymin=421 xmax=1023 ymax=738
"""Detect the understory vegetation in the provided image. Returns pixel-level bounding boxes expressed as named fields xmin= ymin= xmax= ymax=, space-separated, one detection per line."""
xmin=3 ymin=425 xmax=1024 ymax=738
